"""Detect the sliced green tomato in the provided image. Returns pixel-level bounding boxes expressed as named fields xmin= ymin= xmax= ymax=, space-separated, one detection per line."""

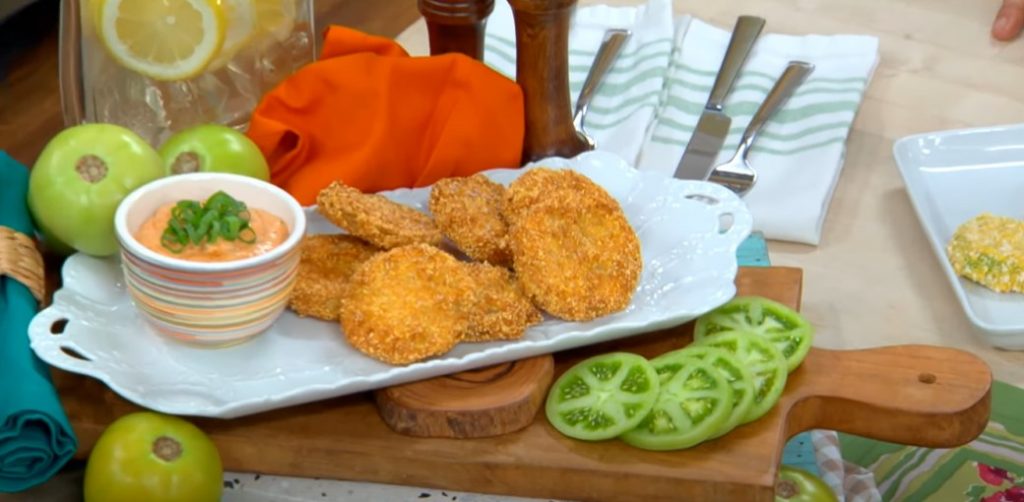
xmin=650 ymin=346 xmax=755 ymax=438
xmin=694 ymin=296 xmax=814 ymax=373
xmin=695 ymin=331 xmax=787 ymax=424
xmin=619 ymin=359 xmax=733 ymax=451
xmin=545 ymin=352 xmax=660 ymax=441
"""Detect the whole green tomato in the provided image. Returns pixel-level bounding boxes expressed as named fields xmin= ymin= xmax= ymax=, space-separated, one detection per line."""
xmin=84 ymin=412 xmax=223 ymax=502
xmin=159 ymin=124 xmax=270 ymax=180
xmin=776 ymin=465 xmax=838 ymax=502
xmin=28 ymin=123 xmax=164 ymax=257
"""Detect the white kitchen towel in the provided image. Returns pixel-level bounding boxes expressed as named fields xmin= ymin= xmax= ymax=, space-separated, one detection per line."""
xmin=637 ymin=16 xmax=879 ymax=244
xmin=482 ymin=1 xmax=879 ymax=245
xmin=482 ymin=0 xmax=675 ymax=164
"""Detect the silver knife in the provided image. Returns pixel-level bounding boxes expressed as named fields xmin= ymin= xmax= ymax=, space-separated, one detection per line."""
xmin=673 ymin=15 xmax=766 ymax=181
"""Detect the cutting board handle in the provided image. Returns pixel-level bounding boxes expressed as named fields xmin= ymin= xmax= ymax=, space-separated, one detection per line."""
xmin=783 ymin=345 xmax=992 ymax=448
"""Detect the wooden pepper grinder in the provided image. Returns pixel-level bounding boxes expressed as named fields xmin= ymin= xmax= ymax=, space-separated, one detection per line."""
xmin=506 ymin=0 xmax=591 ymax=162
xmin=419 ymin=0 xmax=591 ymax=164
xmin=418 ymin=0 xmax=495 ymax=60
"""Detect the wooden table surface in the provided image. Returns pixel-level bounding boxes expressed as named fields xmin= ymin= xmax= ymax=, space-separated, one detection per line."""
xmin=397 ymin=0 xmax=1024 ymax=387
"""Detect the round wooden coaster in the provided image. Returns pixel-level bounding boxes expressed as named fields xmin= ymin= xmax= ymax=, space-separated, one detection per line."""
xmin=374 ymin=355 xmax=554 ymax=438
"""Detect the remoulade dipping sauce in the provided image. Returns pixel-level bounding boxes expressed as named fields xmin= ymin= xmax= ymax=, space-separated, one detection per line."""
xmin=135 ymin=202 xmax=289 ymax=262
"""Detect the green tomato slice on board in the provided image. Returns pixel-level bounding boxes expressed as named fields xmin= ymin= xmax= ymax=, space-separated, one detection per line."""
xmin=694 ymin=296 xmax=814 ymax=373
xmin=619 ymin=359 xmax=733 ymax=451
xmin=650 ymin=346 xmax=755 ymax=438
xmin=695 ymin=331 xmax=787 ymax=424
xmin=545 ymin=352 xmax=660 ymax=441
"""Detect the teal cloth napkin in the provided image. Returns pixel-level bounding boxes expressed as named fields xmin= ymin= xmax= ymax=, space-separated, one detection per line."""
xmin=0 ymin=151 xmax=77 ymax=493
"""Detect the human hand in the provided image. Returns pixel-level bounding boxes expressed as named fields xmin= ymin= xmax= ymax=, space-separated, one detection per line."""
xmin=993 ymin=0 xmax=1024 ymax=41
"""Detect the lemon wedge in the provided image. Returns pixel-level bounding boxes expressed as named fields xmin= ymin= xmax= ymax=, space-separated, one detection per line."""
xmin=98 ymin=0 xmax=226 ymax=81
xmin=251 ymin=0 xmax=297 ymax=42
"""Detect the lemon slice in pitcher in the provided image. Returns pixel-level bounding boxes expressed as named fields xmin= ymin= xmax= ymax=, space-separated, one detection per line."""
xmin=98 ymin=0 xmax=226 ymax=81
xmin=251 ymin=0 xmax=297 ymax=42
xmin=207 ymin=0 xmax=256 ymax=70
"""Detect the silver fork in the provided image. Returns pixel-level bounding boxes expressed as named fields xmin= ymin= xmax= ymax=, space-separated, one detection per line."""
xmin=573 ymin=28 xmax=631 ymax=148
xmin=708 ymin=61 xmax=815 ymax=195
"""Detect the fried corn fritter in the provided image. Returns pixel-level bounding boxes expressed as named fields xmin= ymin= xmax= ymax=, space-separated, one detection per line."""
xmin=429 ymin=174 xmax=512 ymax=266
xmin=340 ymin=244 xmax=475 ymax=365
xmin=505 ymin=167 xmax=618 ymax=221
xmin=287 ymin=234 xmax=381 ymax=321
xmin=316 ymin=181 xmax=443 ymax=249
xmin=462 ymin=262 xmax=542 ymax=342
xmin=508 ymin=194 xmax=642 ymax=322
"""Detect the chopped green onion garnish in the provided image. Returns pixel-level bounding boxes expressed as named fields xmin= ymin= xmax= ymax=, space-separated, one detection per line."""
xmin=160 ymin=191 xmax=257 ymax=253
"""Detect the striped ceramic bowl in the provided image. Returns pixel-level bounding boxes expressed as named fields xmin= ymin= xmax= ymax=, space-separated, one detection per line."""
xmin=113 ymin=173 xmax=306 ymax=347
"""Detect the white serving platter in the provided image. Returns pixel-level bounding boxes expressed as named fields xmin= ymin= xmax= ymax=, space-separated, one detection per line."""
xmin=28 ymin=151 xmax=752 ymax=418
xmin=894 ymin=123 xmax=1024 ymax=349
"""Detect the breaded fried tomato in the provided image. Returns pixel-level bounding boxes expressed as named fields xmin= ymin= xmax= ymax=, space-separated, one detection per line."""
xmin=462 ymin=262 xmax=541 ymax=342
xmin=340 ymin=244 xmax=474 ymax=365
xmin=507 ymin=169 xmax=641 ymax=321
xmin=288 ymin=234 xmax=380 ymax=321
xmin=316 ymin=181 xmax=442 ymax=249
xmin=429 ymin=174 xmax=511 ymax=266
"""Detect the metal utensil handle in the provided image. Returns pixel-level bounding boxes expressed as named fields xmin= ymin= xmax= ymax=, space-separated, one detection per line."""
xmin=573 ymin=28 xmax=631 ymax=124
xmin=706 ymin=15 xmax=765 ymax=110
xmin=737 ymin=61 xmax=815 ymax=153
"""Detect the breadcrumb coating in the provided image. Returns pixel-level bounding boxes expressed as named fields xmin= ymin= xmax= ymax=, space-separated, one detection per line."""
xmin=316 ymin=181 xmax=442 ymax=249
xmin=340 ymin=244 xmax=474 ymax=365
xmin=429 ymin=174 xmax=512 ymax=266
xmin=505 ymin=167 xmax=618 ymax=222
xmin=287 ymin=234 xmax=381 ymax=321
xmin=463 ymin=262 xmax=542 ymax=342
xmin=508 ymin=181 xmax=641 ymax=321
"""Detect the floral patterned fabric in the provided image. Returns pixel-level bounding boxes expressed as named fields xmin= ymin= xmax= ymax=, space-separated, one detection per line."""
xmin=840 ymin=381 xmax=1024 ymax=502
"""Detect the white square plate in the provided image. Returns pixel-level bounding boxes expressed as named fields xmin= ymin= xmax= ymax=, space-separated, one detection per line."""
xmin=894 ymin=123 xmax=1024 ymax=348
xmin=28 ymin=151 xmax=752 ymax=418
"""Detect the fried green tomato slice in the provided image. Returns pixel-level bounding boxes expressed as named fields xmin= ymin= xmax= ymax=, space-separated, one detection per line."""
xmin=429 ymin=174 xmax=512 ymax=266
xmin=508 ymin=198 xmax=641 ymax=322
xmin=504 ymin=167 xmax=618 ymax=222
xmin=287 ymin=234 xmax=381 ymax=321
xmin=316 ymin=181 xmax=442 ymax=249
xmin=340 ymin=244 xmax=473 ymax=365
xmin=545 ymin=352 xmax=660 ymax=441
xmin=461 ymin=262 xmax=542 ymax=342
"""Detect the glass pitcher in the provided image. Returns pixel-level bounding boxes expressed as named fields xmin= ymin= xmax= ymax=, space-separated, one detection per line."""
xmin=58 ymin=0 xmax=316 ymax=147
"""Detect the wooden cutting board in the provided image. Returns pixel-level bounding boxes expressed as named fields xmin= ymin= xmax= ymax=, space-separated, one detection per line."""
xmin=50 ymin=267 xmax=992 ymax=502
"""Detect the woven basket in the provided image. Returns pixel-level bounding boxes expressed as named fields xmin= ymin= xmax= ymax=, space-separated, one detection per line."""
xmin=0 ymin=226 xmax=45 ymax=303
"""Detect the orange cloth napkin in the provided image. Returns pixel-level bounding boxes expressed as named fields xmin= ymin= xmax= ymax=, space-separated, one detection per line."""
xmin=246 ymin=26 xmax=525 ymax=205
